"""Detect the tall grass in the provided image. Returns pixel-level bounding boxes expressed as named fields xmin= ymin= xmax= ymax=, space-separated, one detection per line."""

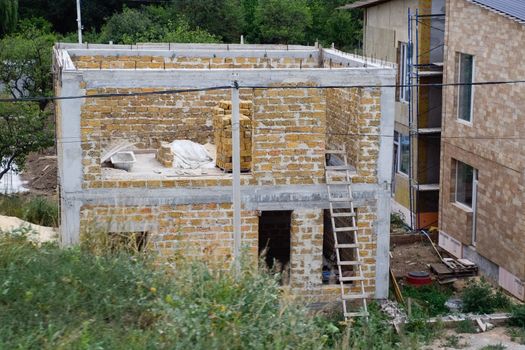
xmin=0 ymin=195 xmax=58 ymax=227
xmin=0 ymin=231 xmax=336 ymax=349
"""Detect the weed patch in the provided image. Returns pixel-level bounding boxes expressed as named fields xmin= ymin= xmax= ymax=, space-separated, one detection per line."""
xmin=455 ymin=319 xmax=477 ymax=334
xmin=462 ymin=279 xmax=510 ymax=314
xmin=0 ymin=195 xmax=58 ymax=227
xmin=403 ymin=284 xmax=453 ymax=316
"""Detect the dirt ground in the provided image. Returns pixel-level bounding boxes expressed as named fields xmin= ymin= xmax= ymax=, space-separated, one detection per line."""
xmin=426 ymin=327 xmax=525 ymax=349
xmin=20 ymin=149 xmax=57 ymax=195
xmin=390 ymin=240 xmax=443 ymax=279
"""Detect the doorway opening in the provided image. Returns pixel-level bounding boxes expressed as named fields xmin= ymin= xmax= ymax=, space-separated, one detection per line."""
xmin=258 ymin=211 xmax=292 ymax=282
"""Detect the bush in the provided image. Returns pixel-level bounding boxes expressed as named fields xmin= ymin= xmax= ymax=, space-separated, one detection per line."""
xmin=0 ymin=195 xmax=58 ymax=227
xmin=462 ymin=279 xmax=510 ymax=314
xmin=22 ymin=196 xmax=58 ymax=227
xmin=0 ymin=232 xmax=339 ymax=349
xmin=510 ymin=304 xmax=525 ymax=328
xmin=403 ymin=284 xmax=453 ymax=316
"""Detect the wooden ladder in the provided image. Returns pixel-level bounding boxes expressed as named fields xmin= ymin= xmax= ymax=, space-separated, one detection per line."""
xmin=325 ymin=148 xmax=368 ymax=320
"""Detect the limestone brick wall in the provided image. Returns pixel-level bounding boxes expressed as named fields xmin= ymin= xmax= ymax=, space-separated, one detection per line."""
xmin=80 ymin=203 xmax=259 ymax=267
xmin=71 ymin=55 xmax=319 ymax=69
xmin=439 ymin=0 xmax=525 ymax=279
xmin=251 ymin=86 xmax=326 ymax=186
xmin=289 ymin=206 xmax=377 ymax=301
xmin=326 ymin=87 xmax=382 ymax=184
xmin=78 ymin=204 xmax=378 ymax=302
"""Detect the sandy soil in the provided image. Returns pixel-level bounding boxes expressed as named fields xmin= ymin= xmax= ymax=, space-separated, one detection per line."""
xmin=0 ymin=215 xmax=57 ymax=243
xmin=426 ymin=327 xmax=525 ymax=349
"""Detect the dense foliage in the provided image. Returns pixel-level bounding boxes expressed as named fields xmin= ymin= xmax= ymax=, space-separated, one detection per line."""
xmin=0 ymin=101 xmax=53 ymax=180
xmin=0 ymin=195 xmax=58 ymax=227
xmin=0 ymin=232 xmax=334 ymax=349
xmin=0 ymin=0 xmax=18 ymax=35
xmin=10 ymin=0 xmax=362 ymax=49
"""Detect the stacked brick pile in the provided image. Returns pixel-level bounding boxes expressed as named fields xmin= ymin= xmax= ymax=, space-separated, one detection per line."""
xmin=156 ymin=141 xmax=173 ymax=167
xmin=213 ymin=100 xmax=253 ymax=172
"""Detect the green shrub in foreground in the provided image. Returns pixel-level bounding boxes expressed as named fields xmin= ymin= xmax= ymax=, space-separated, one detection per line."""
xmin=0 ymin=232 xmax=334 ymax=349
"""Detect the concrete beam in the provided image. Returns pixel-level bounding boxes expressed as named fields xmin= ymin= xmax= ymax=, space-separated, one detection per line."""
xmin=78 ymin=68 xmax=395 ymax=89
xmin=62 ymin=183 xmax=379 ymax=210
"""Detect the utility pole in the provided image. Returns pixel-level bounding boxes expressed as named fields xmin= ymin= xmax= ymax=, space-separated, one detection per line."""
xmin=76 ymin=0 xmax=83 ymax=44
xmin=231 ymin=80 xmax=241 ymax=273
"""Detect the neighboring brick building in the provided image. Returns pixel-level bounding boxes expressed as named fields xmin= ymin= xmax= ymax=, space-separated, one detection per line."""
xmin=438 ymin=0 xmax=525 ymax=300
xmin=53 ymin=43 xmax=395 ymax=302
xmin=343 ymin=0 xmax=445 ymax=229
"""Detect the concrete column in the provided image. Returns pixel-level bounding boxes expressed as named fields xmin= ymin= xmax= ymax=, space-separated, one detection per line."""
xmin=57 ymin=72 xmax=85 ymax=245
xmin=374 ymin=80 xmax=396 ymax=299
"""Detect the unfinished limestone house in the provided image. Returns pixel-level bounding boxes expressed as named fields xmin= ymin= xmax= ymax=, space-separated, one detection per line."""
xmin=438 ymin=0 xmax=525 ymax=300
xmin=53 ymin=43 xmax=395 ymax=306
xmin=343 ymin=0 xmax=445 ymax=229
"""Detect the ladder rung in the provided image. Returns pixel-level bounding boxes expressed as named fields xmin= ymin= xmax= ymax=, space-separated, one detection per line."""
xmin=329 ymin=197 xmax=353 ymax=202
xmin=335 ymin=243 xmax=359 ymax=249
xmin=342 ymin=294 xmax=368 ymax=300
xmin=326 ymin=165 xmax=354 ymax=171
xmin=338 ymin=261 xmax=362 ymax=266
xmin=334 ymin=226 xmax=358 ymax=232
xmin=344 ymin=311 xmax=369 ymax=318
xmin=325 ymin=150 xmax=346 ymax=155
xmin=331 ymin=212 xmax=356 ymax=218
xmin=339 ymin=276 xmax=364 ymax=282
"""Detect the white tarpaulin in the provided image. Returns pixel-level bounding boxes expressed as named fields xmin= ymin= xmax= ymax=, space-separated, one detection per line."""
xmin=171 ymin=140 xmax=215 ymax=169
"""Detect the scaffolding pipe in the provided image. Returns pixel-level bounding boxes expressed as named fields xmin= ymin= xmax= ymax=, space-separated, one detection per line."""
xmin=231 ymin=81 xmax=242 ymax=273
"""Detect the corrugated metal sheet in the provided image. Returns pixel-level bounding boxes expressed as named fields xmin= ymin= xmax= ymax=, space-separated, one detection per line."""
xmin=338 ymin=0 xmax=390 ymax=10
xmin=468 ymin=0 xmax=525 ymax=24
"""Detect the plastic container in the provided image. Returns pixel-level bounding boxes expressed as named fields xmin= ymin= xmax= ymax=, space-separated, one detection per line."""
xmin=110 ymin=151 xmax=136 ymax=171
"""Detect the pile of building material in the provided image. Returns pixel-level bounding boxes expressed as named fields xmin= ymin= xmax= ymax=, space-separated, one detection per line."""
xmin=156 ymin=141 xmax=174 ymax=167
xmin=0 ymin=215 xmax=57 ymax=243
xmin=213 ymin=100 xmax=252 ymax=172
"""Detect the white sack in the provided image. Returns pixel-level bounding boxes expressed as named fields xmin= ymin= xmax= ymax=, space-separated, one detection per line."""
xmin=170 ymin=140 xmax=215 ymax=169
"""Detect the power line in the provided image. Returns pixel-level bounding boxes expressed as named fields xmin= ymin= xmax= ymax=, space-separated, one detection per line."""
xmin=1 ymin=79 xmax=525 ymax=103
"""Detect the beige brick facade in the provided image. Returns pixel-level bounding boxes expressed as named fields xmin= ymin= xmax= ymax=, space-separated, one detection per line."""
xmin=439 ymin=0 xmax=525 ymax=291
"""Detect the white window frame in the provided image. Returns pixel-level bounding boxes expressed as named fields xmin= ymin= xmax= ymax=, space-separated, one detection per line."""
xmin=454 ymin=160 xmax=475 ymax=208
xmin=397 ymin=132 xmax=409 ymax=176
xmin=457 ymin=53 xmax=475 ymax=124
xmin=399 ymin=42 xmax=410 ymax=103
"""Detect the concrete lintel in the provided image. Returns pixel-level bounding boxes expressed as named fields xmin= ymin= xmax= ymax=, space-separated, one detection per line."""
xmin=80 ymin=68 xmax=395 ymax=89
xmin=62 ymin=184 xmax=379 ymax=209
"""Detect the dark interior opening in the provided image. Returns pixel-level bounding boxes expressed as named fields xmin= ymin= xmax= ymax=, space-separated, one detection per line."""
xmin=108 ymin=231 xmax=149 ymax=253
xmin=322 ymin=209 xmax=357 ymax=284
xmin=258 ymin=211 xmax=292 ymax=278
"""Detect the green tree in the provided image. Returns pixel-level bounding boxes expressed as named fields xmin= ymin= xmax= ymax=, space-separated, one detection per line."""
xmin=98 ymin=6 xmax=219 ymax=45
xmin=0 ymin=0 xmax=18 ymax=35
xmin=0 ymin=21 xmax=55 ymax=110
xmin=170 ymin=0 xmax=245 ymax=42
xmin=0 ymin=101 xmax=53 ymax=180
xmin=18 ymin=0 xmax=125 ymax=34
xmin=254 ymin=0 xmax=312 ymax=44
